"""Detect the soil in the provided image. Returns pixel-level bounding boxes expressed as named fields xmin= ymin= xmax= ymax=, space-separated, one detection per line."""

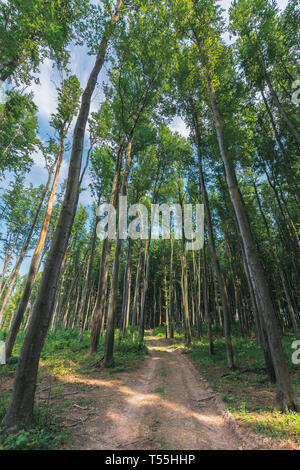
xmin=61 ymin=336 xmax=283 ymax=450
xmin=2 ymin=335 xmax=297 ymax=449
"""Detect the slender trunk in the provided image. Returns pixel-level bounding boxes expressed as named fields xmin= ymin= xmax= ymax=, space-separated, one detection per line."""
xmin=259 ymin=53 xmax=300 ymax=147
xmin=178 ymin=184 xmax=192 ymax=346
xmin=203 ymin=245 xmax=214 ymax=355
xmin=251 ymin=175 xmax=298 ymax=334
xmin=5 ymin=144 xmax=64 ymax=361
xmin=139 ymin=219 xmax=152 ymax=343
xmin=104 ymin=137 xmax=133 ymax=366
xmin=164 ymin=263 xmax=169 ymax=339
xmin=264 ymin=165 xmax=300 ymax=250
xmin=79 ymin=193 xmax=101 ymax=343
xmin=192 ymin=243 xmax=201 ymax=338
xmin=239 ymin=228 xmax=276 ymax=382
xmin=0 ymin=177 xmax=51 ymax=322
xmin=204 ymin=62 xmax=297 ymax=410
xmin=153 ymin=282 xmax=157 ymax=330
xmin=51 ymin=253 xmax=67 ymax=332
xmin=159 ymin=289 xmax=162 ymax=327
xmin=0 ymin=232 xmax=20 ymax=292
xmin=124 ymin=265 xmax=132 ymax=333
xmin=88 ymin=135 xmax=125 ymax=355
xmin=260 ymin=90 xmax=300 ymax=201
xmin=192 ymin=112 xmax=234 ymax=368
xmin=169 ymin=231 xmax=174 ymax=339
xmin=119 ymin=240 xmax=132 ymax=343
xmin=132 ymin=235 xmax=143 ymax=326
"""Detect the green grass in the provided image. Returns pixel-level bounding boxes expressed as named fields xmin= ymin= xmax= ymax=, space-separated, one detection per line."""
xmin=152 ymin=325 xmax=185 ymax=340
xmin=1 ymin=325 xmax=299 ymax=447
xmin=0 ymin=395 xmax=69 ymax=450
xmin=111 ymin=335 xmax=147 ymax=371
xmin=229 ymin=404 xmax=300 ymax=443
xmin=183 ymin=331 xmax=300 ymax=378
xmin=156 ymin=325 xmax=300 ymax=446
xmin=222 ymin=394 xmax=236 ymax=403
xmin=0 ymin=327 xmax=148 ymax=450
xmin=0 ymin=327 xmax=147 ymax=377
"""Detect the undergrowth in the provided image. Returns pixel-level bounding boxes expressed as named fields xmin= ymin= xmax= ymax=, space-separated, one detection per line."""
xmin=0 ymin=395 xmax=69 ymax=450
xmin=0 ymin=327 xmax=147 ymax=449
xmin=152 ymin=324 xmax=300 ymax=447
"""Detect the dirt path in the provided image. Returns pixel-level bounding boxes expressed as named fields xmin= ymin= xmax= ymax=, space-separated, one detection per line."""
xmin=69 ymin=337 xmax=264 ymax=450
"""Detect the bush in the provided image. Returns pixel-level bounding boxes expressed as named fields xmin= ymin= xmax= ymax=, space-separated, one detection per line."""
xmin=1 ymin=428 xmax=61 ymax=450
xmin=0 ymin=399 xmax=68 ymax=450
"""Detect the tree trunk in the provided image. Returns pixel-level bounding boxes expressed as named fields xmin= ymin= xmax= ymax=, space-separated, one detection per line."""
xmin=0 ymin=177 xmax=51 ymax=323
xmin=5 ymin=143 xmax=64 ymax=361
xmin=104 ymin=137 xmax=133 ymax=366
xmin=193 ymin=112 xmax=234 ymax=368
xmin=178 ymin=183 xmax=192 ymax=346
xmin=139 ymin=217 xmax=153 ymax=343
xmin=204 ymin=65 xmax=297 ymax=410
xmin=119 ymin=240 xmax=132 ymax=344
xmin=203 ymin=243 xmax=214 ymax=355
xmin=258 ymin=53 xmax=300 ymax=148
xmin=251 ymin=175 xmax=298 ymax=334
xmin=79 ymin=193 xmax=101 ymax=343
xmin=260 ymin=90 xmax=300 ymax=201
xmin=169 ymin=231 xmax=174 ymax=339
xmin=1 ymin=1 xmax=124 ymax=431
xmin=88 ymin=135 xmax=125 ymax=355
xmin=132 ymin=234 xmax=143 ymax=326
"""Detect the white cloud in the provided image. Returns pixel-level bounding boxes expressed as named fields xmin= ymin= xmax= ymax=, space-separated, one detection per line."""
xmin=29 ymin=46 xmax=105 ymax=125
xmin=220 ymin=0 xmax=289 ymax=43
xmin=30 ymin=59 xmax=59 ymax=120
xmin=79 ymin=176 xmax=94 ymax=207
xmin=219 ymin=0 xmax=288 ymax=13
xmin=170 ymin=117 xmax=190 ymax=138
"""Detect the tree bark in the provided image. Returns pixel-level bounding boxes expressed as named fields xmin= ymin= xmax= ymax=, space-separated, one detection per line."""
xmin=79 ymin=193 xmax=101 ymax=343
xmin=104 ymin=137 xmax=133 ymax=366
xmin=258 ymin=53 xmax=300 ymax=148
xmin=251 ymin=174 xmax=298 ymax=334
xmin=192 ymin=112 xmax=234 ymax=368
xmin=5 ymin=143 xmax=64 ymax=361
xmin=204 ymin=64 xmax=297 ymax=410
xmin=88 ymin=134 xmax=125 ymax=355
xmin=1 ymin=0 xmax=124 ymax=431
xmin=0 ymin=176 xmax=51 ymax=323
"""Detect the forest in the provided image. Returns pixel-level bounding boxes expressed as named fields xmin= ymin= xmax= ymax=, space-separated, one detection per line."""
xmin=0 ymin=0 xmax=299 ymax=452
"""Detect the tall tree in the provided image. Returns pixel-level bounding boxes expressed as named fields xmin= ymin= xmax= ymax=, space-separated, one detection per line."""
xmin=1 ymin=0 xmax=125 ymax=431
xmin=5 ymin=75 xmax=82 ymax=361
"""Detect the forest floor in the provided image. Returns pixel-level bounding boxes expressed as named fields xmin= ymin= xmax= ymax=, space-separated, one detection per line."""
xmin=0 ymin=330 xmax=299 ymax=450
xmin=67 ymin=335 xmax=250 ymax=450
xmin=42 ymin=334 xmax=299 ymax=450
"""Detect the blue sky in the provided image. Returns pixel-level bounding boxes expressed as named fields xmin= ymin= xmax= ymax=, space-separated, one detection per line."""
xmin=0 ymin=0 xmax=290 ymax=276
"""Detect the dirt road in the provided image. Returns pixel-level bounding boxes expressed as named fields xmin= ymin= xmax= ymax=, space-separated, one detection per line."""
xmin=69 ymin=336 xmax=263 ymax=450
